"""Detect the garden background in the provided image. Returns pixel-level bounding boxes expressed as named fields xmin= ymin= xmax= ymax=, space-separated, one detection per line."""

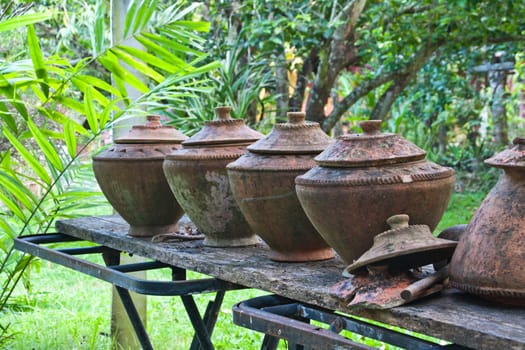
xmin=0 ymin=0 xmax=523 ymax=348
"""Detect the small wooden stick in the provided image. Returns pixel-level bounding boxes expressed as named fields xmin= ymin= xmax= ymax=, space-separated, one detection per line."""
xmin=401 ymin=266 xmax=448 ymax=301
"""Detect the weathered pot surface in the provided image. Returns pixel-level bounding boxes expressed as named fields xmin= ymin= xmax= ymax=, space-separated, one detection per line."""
xmin=163 ymin=106 xmax=263 ymax=247
xmin=93 ymin=115 xmax=187 ymax=236
xmin=295 ymin=120 xmax=455 ymax=264
xmin=449 ymin=137 xmax=525 ymax=305
xmin=227 ymin=112 xmax=334 ymax=262
xmin=343 ymin=214 xmax=457 ymax=276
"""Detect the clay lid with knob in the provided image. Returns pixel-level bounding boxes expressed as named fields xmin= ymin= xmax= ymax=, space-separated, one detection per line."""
xmin=247 ymin=112 xmax=333 ymax=154
xmin=484 ymin=137 xmax=525 ymax=169
xmin=182 ymin=106 xmax=263 ymax=146
xmin=314 ymin=120 xmax=427 ymax=168
xmin=343 ymin=214 xmax=457 ymax=276
xmin=115 ymin=115 xmax=187 ymax=144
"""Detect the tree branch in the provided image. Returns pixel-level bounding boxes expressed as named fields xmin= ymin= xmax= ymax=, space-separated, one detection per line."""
xmin=306 ymin=0 xmax=367 ymax=123
xmin=369 ymin=40 xmax=440 ymax=121
xmin=323 ymin=38 xmax=441 ymax=131
xmin=322 ymin=70 xmax=399 ymax=131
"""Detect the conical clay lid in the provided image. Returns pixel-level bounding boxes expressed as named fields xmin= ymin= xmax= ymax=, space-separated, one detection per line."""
xmin=315 ymin=120 xmax=426 ymax=167
xmin=485 ymin=137 xmax=525 ymax=169
xmin=115 ymin=115 xmax=187 ymax=144
xmin=182 ymin=106 xmax=263 ymax=146
xmin=343 ymin=214 xmax=457 ymax=276
xmin=247 ymin=112 xmax=332 ymax=154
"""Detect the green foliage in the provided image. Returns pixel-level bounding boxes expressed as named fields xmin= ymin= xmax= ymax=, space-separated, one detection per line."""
xmin=165 ymin=45 xmax=275 ymax=135
xmin=0 ymin=1 xmax=218 ymax=345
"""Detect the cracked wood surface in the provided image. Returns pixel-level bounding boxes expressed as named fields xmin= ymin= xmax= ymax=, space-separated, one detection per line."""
xmin=56 ymin=215 xmax=525 ymax=350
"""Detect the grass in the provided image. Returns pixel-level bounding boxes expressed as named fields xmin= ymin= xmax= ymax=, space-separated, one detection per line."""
xmin=0 ymin=190 xmax=486 ymax=349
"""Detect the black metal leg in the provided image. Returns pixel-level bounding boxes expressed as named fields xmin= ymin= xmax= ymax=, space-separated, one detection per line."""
xmin=287 ymin=342 xmax=304 ymax=350
xmin=115 ymin=286 xmax=154 ymax=350
xmin=190 ymin=290 xmax=225 ymax=350
xmin=181 ymin=295 xmax=215 ymax=350
xmin=261 ymin=335 xmax=280 ymax=350
xmin=102 ymin=247 xmax=120 ymax=266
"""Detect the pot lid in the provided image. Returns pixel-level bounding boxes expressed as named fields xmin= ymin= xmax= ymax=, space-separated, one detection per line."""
xmin=182 ymin=106 xmax=263 ymax=146
xmin=247 ymin=112 xmax=333 ymax=154
xmin=485 ymin=137 xmax=525 ymax=169
xmin=343 ymin=214 xmax=457 ymax=276
xmin=315 ymin=120 xmax=427 ymax=167
xmin=115 ymin=115 xmax=187 ymax=144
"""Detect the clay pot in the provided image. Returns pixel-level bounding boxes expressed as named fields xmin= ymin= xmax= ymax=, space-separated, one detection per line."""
xmin=295 ymin=120 xmax=455 ymax=264
xmin=93 ymin=115 xmax=187 ymax=236
xmin=227 ymin=112 xmax=334 ymax=262
xmin=163 ymin=106 xmax=263 ymax=247
xmin=343 ymin=214 xmax=457 ymax=276
xmin=449 ymin=138 xmax=525 ymax=305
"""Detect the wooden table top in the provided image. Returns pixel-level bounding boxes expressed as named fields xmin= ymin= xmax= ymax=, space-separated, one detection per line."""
xmin=56 ymin=215 xmax=525 ymax=350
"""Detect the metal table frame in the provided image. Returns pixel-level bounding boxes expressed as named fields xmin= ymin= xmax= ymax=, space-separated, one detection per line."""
xmin=14 ymin=233 xmax=244 ymax=350
xmin=13 ymin=215 xmax=525 ymax=349
xmin=233 ymin=294 xmax=470 ymax=350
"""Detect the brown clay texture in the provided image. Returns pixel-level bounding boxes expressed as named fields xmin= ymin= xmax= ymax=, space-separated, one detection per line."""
xmin=295 ymin=120 xmax=455 ymax=264
xmin=227 ymin=112 xmax=334 ymax=261
xmin=228 ymin=154 xmax=334 ymax=261
xmin=296 ymin=162 xmax=454 ymax=264
xmin=163 ymin=107 xmax=263 ymax=247
xmin=450 ymin=168 xmax=525 ymax=305
xmin=164 ymin=145 xmax=257 ymax=247
xmin=93 ymin=143 xmax=184 ymax=236
xmin=92 ymin=116 xmax=187 ymax=237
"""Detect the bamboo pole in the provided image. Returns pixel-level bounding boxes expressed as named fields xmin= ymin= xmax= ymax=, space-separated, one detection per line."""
xmin=110 ymin=1 xmax=147 ymax=349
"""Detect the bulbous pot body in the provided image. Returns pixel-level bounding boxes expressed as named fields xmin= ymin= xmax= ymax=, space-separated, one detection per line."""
xmin=93 ymin=143 xmax=185 ymax=236
xmin=294 ymin=120 xmax=454 ymax=264
xmin=227 ymin=153 xmax=334 ymax=261
xmin=296 ymin=161 xmax=455 ymax=264
xmin=162 ymin=107 xmax=262 ymax=247
xmin=450 ymin=138 xmax=525 ymax=305
xmin=163 ymin=145 xmax=257 ymax=247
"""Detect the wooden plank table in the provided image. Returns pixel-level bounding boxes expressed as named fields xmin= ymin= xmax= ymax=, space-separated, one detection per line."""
xmin=54 ymin=215 xmax=525 ymax=350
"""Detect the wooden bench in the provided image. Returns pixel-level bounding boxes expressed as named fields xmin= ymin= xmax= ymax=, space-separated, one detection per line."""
xmin=14 ymin=215 xmax=525 ymax=349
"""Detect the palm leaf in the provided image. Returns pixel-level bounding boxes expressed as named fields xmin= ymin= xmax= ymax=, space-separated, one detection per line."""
xmin=27 ymin=119 xmax=63 ymax=172
xmin=98 ymin=52 xmax=150 ymax=93
xmin=93 ymin=0 xmax=106 ymax=56
xmin=63 ymin=120 xmax=77 ymax=158
xmin=83 ymin=87 xmax=99 ymax=134
xmin=0 ymin=100 xmax=17 ymax=133
xmin=0 ymin=171 xmax=36 ymax=211
xmin=0 ymin=12 xmax=51 ymax=33
xmin=109 ymin=47 xmax=165 ymax=83
xmin=3 ymin=128 xmax=51 ymax=185
xmin=27 ymin=25 xmax=49 ymax=98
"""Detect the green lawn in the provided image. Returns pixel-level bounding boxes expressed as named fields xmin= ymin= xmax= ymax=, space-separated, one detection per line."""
xmin=0 ymin=190 xmax=485 ymax=349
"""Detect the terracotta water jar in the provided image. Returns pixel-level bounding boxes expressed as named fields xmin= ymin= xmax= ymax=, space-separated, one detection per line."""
xmin=93 ymin=115 xmax=187 ymax=236
xmin=295 ymin=120 xmax=455 ymax=264
xmin=227 ymin=112 xmax=334 ymax=262
xmin=449 ymin=137 xmax=525 ymax=305
xmin=163 ymin=106 xmax=263 ymax=247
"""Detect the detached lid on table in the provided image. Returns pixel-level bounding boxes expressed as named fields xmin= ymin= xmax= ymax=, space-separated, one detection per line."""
xmin=315 ymin=120 xmax=426 ymax=168
xmin=182 ymin=106 xmax=263 ymax=146
xmin=343 ymin=214 xmax=457 ymax=276
xmin=115 ymin=115 xmax=187 ymax=144
xmin=247 ymin=112 xmax=333 ymax=154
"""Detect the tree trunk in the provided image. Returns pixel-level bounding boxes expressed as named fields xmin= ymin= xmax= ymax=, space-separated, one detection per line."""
xmin=275 ymin=47 xmax=289 ymax=121
xmin=488 ymin=69 xmax=509 ymax=146
xmin=305 ymin=0 xmax=366 ymax=124
xmin=289 ymin=52 xmax=315 ymax=111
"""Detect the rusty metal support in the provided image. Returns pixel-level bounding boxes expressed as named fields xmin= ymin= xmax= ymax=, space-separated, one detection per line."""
xmin=233 ymin=295 xmax=471 ymax=350
xmin=14 ymin=233 xmax=244 ymax=350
